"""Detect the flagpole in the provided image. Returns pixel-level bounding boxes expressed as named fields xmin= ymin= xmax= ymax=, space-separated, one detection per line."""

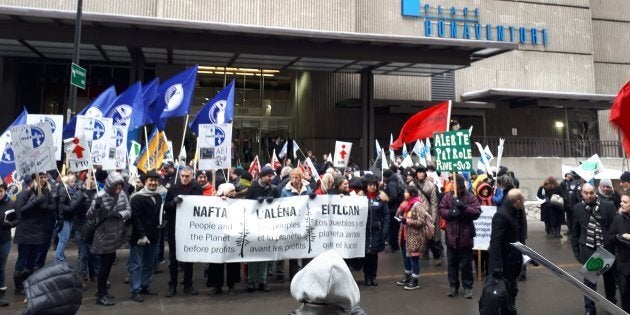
xmin=143 ymin=126 xmax=150 ymax=171
xmin=212 ymin=170 xmax=216 ymax=196
xmin=446 ymin=100 xmax=453 ymax=131
xmin=56 ymin=166 xmax=72 ymax=200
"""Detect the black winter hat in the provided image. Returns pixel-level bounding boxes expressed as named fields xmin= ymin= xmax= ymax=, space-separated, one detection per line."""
xmin=383 ymin=169 xmax=394 ymax=179
xmin=621 ymin=171 xmax=630 ymax=183
xmin=260 ymin=165 xmax=275 ymax=177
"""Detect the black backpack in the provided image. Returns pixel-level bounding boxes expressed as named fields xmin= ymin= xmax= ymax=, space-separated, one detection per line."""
xmin=479 ymin=275 xmax=512 ymax=315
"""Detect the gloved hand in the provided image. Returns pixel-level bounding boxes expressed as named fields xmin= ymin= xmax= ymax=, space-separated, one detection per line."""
xmin=265 ymin=197 xmax=274 ymax=204
xmin=55 ymin=220 xmax=64 ymax=233
xmin=400 ymin=217 xmax=407 ymax=225
xmin=492 ymin=268 xmax=503 ymax=279
xmin=449 ymin=207 xmax=461 ymax=218
xmin=256 ymin=196 xmax=265 ymax=203
xmin=454 ymin=198 xmax=467 ymax=211
xmin=174 ymin=196 xmax=183 ymax=204
xmin=309 ymin=193 xmax=317 ymax=199
xmin=93 ymin=199 xmax=102 ymax=210
xmin=107 ymin=211 xmax=122 ymax=220
xmin=529 ymin=260 xmax=540 ymax=267
xmin=137 ymin=236 xmax=150 ymax=246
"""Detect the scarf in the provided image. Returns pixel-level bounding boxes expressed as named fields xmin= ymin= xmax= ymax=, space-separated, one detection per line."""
xmin=366 ymin=191 xmax=378 ymax=200
xmin=585 ymin=201 xmax=603 ymax=249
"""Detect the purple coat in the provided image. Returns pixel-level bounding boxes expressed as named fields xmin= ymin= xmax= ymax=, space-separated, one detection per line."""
xmin=439 ymin=191 xmax=482 ymax=249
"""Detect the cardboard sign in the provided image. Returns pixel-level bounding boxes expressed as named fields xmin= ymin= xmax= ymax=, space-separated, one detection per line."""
xmin=27 ymin=114 xmax=63 ymax=161
xmin=198 ymin=123 xmax=232 ymax=170
xmin=333 ymin=141 xmax=352 ymax=168
xmin=10 ymin=122 xmax=56 ymax=176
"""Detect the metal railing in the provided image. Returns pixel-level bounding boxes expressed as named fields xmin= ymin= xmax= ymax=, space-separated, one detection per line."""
xmin=470 ymin=136 xmax=624 ymax=158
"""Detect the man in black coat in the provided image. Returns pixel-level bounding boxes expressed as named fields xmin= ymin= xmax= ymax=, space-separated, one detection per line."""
xmin=383 ymin=169 xmax=404 ymax=252
xmin=609 ymin=192 xmax=630 ymax=312
xmin=488 ymin=189 xmax=526 ymax=314
xmin=127 ymin=170 xmax=164 ymax=302
xmin=571 ymin=183 xmax=618 ymax=315
xmin=13 ymin=173 xmax=56 ymax=295
xmin=245 ymin=165 xmax=280 ymax=292
xmin=164 ymin=167 xmax=203 ymax=297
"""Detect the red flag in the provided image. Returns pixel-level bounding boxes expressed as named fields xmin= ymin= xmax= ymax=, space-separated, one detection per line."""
xmin=271 ymin=149 xmax=281 ymax=170
xmin=610 ymin=81 xmax=630 ymax=156
xmin=248 ymin=155 xmax=261 ymax=178
xmin=390 ymin=101 xmax=451 ymax=149
xmin=297 ymin=160 xmax=307 ymax=174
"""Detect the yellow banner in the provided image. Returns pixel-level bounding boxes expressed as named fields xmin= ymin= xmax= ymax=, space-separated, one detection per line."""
xmin=137 ymin=130 xmax=169 ymax=173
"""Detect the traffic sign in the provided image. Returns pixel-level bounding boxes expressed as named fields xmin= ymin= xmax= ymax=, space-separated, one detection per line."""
xmin=70 ymin=62 xmax=86 ymax=89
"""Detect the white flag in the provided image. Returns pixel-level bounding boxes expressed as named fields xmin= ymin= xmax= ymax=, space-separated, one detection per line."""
xmin=292 ymin=140 xmax=300 ymax=158
xmin=278 ymin=141 xmax=288 ymax=159
xmin=400 ymin=154 xmax=413 ymax=168
xmin=326 ymin=152 xmax=333 ymax=164
xmin=424 ymin=138 xmax=432 ymax=162
xmin=381 ymin=150 xmax=388 ymax=171
xmin=333 ymin=141 xmax=352 ymax=168
xmin=304 ymin=157 xmax=321 ymax=183
xmin=375 ymin=140 xmax=382 ymax=158
xmin=402 ymin=143 xmax=408 ymax=158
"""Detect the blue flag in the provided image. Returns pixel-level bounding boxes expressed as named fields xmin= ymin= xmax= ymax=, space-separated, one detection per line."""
xmin=0 ymin=108 xmax=28 ymax=179
xmin=145 ymin=77 xmax=167 ymax=130
xmin=157 ymin=65 xmax=198 ymax=123
xmin=62 ymin=86 xmax=117 ymax=139
xmin=107 ymin=82 xmax=142 ymax=128
xmin=189 ymin=79 xmax=235 ymax=135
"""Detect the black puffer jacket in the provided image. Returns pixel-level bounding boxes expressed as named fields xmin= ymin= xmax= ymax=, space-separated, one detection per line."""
xmin=22 ymin=261 xmax=83 ymax=315
xmin=0 ymin=195 xmax=16 ymax=243
xmin=57 ymin=185 xmax=85 ymax=221
xmin=14 ymin=187 xmax=56 ymax=245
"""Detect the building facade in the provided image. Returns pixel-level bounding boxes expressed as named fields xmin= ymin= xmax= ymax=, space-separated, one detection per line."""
xmin=0 ymin=0 xmax=627 ymax=168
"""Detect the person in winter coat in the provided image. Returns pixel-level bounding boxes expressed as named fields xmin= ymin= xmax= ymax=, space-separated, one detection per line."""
xmin=164 ymin=167 xmax=203 ymax=297
xmin=363 ymin=175 xmax=389 ymax=287
xmin=86 ymin=171 xmax=132 ymax=306
xmin=383 ymin=169 xmax=405 ymax=252
xmin=598 ymin=178 xmax=621 ymax=210
xmin=439 ymin=174 xmax=482 ymax=299
xmin=411 ymin=166 xmax=442 ymax=266
xmin=571 ymin=183 xmax=618 ymax=315
xmin=537 ymin=176 xmax=565 ymax=238
xmin=127 ymin=170 xmax=165 ymax=302
xmin=288 ymin=250 xmax=366 ymax=315
xmin=488 ymin=189 xmax=527 ymax=314
xmin=73 ymin=174 xmax=98 ymax=288
xmin=315 ymin=173 xmax=334 ymax=195
xmin=395 ymin=185 xmax=432 ymax=290
xmin=21 ymin=261 xmax=83 ymax=315
xmin=206 ymin=183 xmax=241 ymax=296
xmin=54 ymin=174 xmax=85 ymax=263
xmin=610 ymin=192 xmax=630 ymax=312
xmin=196 ymin=171 xmax=213 ymax=196
xmin=245 ymin=165 xmax=280 ymax=292
xmin=0 ymin=183 xmax=17 ymax=306
xmin=280 ymin=168 xmax=316 ymax=281
xmin=13 ymin=173 xmax=56 ymax=295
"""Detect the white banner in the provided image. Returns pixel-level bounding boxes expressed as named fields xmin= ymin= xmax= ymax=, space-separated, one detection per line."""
xmin=75 ymin=115 xmax=114 ymax=166
xmin=473 ymin=206 xmax=497 ymax=251
xmin=333 ymin=140 xmax=352 ymax=168
xmin=175 ymin=195 xmax=368 ymax=263
xmin=26 ymin=114 xmax=63 ymax=161
xmin=63 ymin=135 xmax=92 ymax=172
xmin=10 ymin=122 xmax=56 ymax=177
xmin=198 ymin=123 xmax=232 ymax=171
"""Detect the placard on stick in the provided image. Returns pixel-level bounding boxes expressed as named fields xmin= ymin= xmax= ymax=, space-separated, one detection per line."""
xmin=433 ymin=130 xmax=473 ymax=172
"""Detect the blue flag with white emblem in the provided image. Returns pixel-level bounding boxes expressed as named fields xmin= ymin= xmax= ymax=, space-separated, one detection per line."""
xmin=63 ymin=86 xmax=117 ymax=139
xmin=0 ymin=108 xmax=28 ymax=179
xmin=189 ymin=79 xmax=235 ymax=135
xmin=108 ymin=81 xmax=143 ymax=130
xmin=156 ymin=65 xmax=198 ymax=125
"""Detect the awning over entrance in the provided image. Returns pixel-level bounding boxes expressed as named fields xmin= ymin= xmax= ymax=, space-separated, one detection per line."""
xmin=461 ymin=88 xmax=615 ymax=109
xmin=0 ymin=5 xmax=516 ymax=76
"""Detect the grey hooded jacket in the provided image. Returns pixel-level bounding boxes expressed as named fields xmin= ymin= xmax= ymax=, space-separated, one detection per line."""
xmin=86 ymin=172 xmax=131 ymax=255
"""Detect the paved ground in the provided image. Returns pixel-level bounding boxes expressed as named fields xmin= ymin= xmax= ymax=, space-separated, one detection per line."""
xmin=1 ymin=219 xmax=610 ymax=314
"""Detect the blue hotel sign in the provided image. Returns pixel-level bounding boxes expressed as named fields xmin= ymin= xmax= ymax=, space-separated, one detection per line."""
xmin=401 ymin=0 xmax=548 ymax=46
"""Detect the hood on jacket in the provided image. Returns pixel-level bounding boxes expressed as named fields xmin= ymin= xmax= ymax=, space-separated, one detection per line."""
xmin=105 ymin=172 xmax=124 ymax=195
xmin=290 ymin=250 xmax=360 ymax=311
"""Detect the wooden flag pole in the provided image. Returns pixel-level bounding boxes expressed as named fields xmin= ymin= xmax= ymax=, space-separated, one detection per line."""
xmin=212 ymin=170 xmax=216 ymax=196
xmin=143 ymin=126 xmax=150 ymax=171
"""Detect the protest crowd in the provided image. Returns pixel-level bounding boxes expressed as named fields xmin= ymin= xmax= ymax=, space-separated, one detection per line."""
xmin=0 ymin=67 xmax=630 ymax=315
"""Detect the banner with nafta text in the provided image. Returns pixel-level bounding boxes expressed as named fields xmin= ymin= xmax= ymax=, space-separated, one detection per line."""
xmin=176 ymin=195 xmax=368 ymax=263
